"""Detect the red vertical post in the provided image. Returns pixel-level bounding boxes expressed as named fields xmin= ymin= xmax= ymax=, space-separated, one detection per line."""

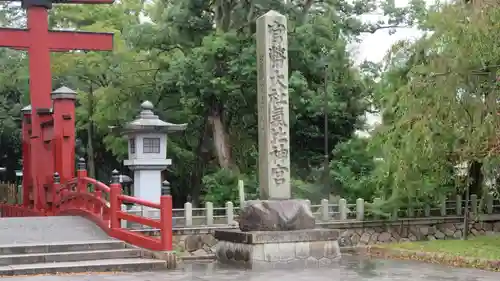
xmin=21 ymin=106 xmax=32 ymax=207
xmin=94 ymin=189 xmax=102 ymax=215
xmin=52 ymin=87 xmax=77 ymax=185
xmin=76 ymin=158 xmax=87 ymax=208
xmin=160 ymin=180 xmax=173 ymax=251
xmin=26 ymin=7 xmax=53 ymax=212
xmin=109 ymin=170 xmax=121 ymax=229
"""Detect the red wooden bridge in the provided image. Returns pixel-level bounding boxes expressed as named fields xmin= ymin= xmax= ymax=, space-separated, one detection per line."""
xmin=0 ymin=165 xmax=173 ymax=252
xmin=0 ymin=0 xmax=174 ymax=254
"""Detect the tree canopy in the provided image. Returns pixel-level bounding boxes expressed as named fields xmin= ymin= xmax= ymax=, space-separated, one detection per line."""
xmin=367 ymin=0 xmax=500 ymax=211
xmin=4 ymin=0 xmax=496 ymax=211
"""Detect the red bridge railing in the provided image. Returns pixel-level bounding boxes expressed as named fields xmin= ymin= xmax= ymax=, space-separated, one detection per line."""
xmin=51 ymin=161 xmax=173 ymax=252
xmin=0 ymin=160 xmax=174 ymax=252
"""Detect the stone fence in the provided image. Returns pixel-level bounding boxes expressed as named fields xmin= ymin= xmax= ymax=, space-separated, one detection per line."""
xmin=123 ymin=193 xmax=500 ymax=228
xmin=134 ymin=214 xmax=500 ymax=258
xmin=121 ymin=193 xmax=500 ymax=259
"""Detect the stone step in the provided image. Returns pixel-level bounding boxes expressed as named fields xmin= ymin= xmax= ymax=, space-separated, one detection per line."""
xmin=0 ymin=258 xmax=167 ymax=276
xmin=0 ymin=240 xmax=125 ymax=255
xmin=0 ymin=216 xmax=169 ymax=275
xmin=0 ymin=249 xmax=142 ymax=265
xmin=0 ymin=217 xmax=112 ymax=245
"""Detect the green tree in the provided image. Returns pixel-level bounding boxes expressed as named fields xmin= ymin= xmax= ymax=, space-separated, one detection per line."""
xmin=0 ymin=49 xmax=27 ymax=181
xmin=0 ymin=0 xmax=427 ymax=207
xmin=100 ymin=0 xmax=378 ymax=205
xmin=49 ymin=0 xmax=147 ymax=180
xmin=0 ymin=4 xmax=29 ymax=180
xmin=370 ymin=1 xmax=500 ymax=211
xmin=329 ymin=137 xmax=377 ymax=201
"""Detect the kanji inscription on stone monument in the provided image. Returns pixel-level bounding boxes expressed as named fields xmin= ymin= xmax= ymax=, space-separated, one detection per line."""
xmin=256 ymin=10 xmax=291 ymax=200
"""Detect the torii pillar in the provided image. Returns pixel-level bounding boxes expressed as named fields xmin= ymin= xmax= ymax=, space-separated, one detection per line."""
xmin=0 ymin=0 xmax=114 ymax=210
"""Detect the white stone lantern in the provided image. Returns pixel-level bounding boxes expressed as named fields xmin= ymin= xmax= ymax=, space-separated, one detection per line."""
xmin=119 ymin=101 xmax=187 ymax=203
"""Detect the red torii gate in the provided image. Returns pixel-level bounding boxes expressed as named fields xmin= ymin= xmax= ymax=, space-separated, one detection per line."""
xmin=0 ymin=0 xmax=175 ymax=253
xmin=0 ymin=0 xmax=114 ymax=210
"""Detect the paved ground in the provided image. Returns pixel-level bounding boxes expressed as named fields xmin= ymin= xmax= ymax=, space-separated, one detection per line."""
xmin=4 ymin=255 xmax=498 ymax=281
xmin=0 ymin=217 xmax=111 ymax=245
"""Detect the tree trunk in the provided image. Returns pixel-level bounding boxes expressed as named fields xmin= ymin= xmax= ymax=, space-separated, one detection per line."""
xmin=467 ymin=160 xmax=483 ymax=196
xmin=211 ymin=1 xmax=236 ymax=171
xmin=208 ymin=104 xmax=234 ymax=170
xmin=87 ymin=84 xmax=96 ymax=179
xmin=189 ymin=115 xmax=211 ymax=207
xmin=298 ymin=0 xmax=315 ymax=25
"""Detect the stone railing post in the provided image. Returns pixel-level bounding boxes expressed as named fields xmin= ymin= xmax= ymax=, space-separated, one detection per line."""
xmin=321 ymin=199 xmax=329 ymax=221
xmin=226 ymin=201 xmax=234 ymax=224
xmin=184 ymin=202 xmax=192 ymax=227
xmin=407 ymin=203 xmax=415 ymax=218
xmin=424 ymin=204 xmax=431 ymax=217
xmin=391 ymin=208 xmax=399 ymax=220
xmin=373 ymin=198 xmax=382 ymax=219
xmin=238 ymin=180 xmax=245 ymax=208
xmin=470 ymin=194 xmax=478 ymax=215
xmin=205 ymin=201 xmax=214 ymax=226
xmin=486 ymin=193 xmax=494 ymax=214
xmin=305 ymin=199 xmax=311 ymax=209
xmin=141 ymin=205 xmax=150 ymax=219
xmin=440 ymin=194 xmax=447 ymax=216
xmin=456 ymin=194 xmax=462 ymax=216
xmin=339 ymin=198 xmax=347 ymax=220
xmin=121 ymin=204 xmax=128 ymax=229
xmin=356 ymin=198 xmax=364 ymax=221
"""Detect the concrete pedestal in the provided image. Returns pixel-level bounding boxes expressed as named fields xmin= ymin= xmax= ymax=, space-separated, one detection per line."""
xmin=131 ymin=168 xmax=166 ymax=203
xmin=214 ymin=229 xmax=341 ymax=269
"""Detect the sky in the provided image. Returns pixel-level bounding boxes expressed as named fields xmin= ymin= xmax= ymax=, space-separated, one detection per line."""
xmin=352 ymin=0 xmax=429 ymax=133
xmin=355 ymin=0 xmax=431 ymax=63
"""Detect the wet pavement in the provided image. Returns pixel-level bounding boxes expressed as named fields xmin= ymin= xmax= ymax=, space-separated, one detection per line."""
xmin=4 ymin=255 xmax=499 ymax=281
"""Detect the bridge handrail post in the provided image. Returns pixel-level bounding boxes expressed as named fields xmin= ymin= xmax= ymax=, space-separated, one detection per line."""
xmin=76 ymin=158 xmax=88 ymax=196
xmin=94 ymin=189 xmax=102 ymax=215
xmin=52 ymin=172 xmax=60 ymax=212
xmin=109 ymin=170 xmax=122 ymax=229
xmin=160 ymin=180 xmax=173 ymax=251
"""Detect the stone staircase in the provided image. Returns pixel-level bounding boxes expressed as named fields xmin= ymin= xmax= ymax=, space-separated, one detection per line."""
xmin=0 ymin=216 xmax=167 ymax=276
xmin=0 ymin=240 xmax=166 ymax=275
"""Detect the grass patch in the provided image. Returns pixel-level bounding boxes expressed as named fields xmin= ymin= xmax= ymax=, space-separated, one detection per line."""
xmin=382 ymin=235 xmax=500 ymax=260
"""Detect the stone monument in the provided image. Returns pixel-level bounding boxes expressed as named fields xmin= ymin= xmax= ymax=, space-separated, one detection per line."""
xmin=115 ymin=101 xmax=187 ymax=204
xmin=214 ymin=10 xmax=341 ymax=269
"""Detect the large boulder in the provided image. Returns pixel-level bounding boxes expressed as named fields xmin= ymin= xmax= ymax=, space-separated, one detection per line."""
xmin=238 ymin=199 xmax=315 ymax=231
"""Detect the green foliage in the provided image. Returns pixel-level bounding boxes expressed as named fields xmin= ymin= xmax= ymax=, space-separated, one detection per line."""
xmin=202 ymin=169 xmax=258 ymax=207
xmin=0 ymin=48 xmax=28 ymax=180
xmin=370 ymin=1 xmax=500 ymax=209
xmin=291 ymin=177 xmax=324 ymax=204
xmin=329 ymin=137 xmax=377 ymax=201
xmin=0 ymin=0 xmax=432 ymax=206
